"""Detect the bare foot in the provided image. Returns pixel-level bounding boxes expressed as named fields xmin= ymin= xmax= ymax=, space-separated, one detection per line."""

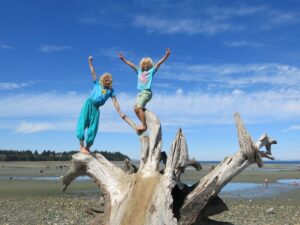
xmin=136 ymin=125 xmax=147 ymax=132
xmin=80 ymin=147 xmax=90 ymax=155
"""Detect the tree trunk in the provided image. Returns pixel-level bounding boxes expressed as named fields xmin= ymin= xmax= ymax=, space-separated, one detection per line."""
xmin=61 ymin=111 xmax=277 ymax=225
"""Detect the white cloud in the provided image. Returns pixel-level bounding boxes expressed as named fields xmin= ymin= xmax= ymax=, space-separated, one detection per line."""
xmin=149 ymin=90 xmax=300 ymax=125
xmin=210 ymin=6 xmax=299 ymax=31
xmin=152 ymin=83 xmax=172 ymax=88
xmin=0 ymin=92 xmax=134 ymax=134
xmin=97 ymin=47 xmax=139 ymax=62
xmin=78 ymin=4 xmax=127 ymax=27
xmin=283 ymin=125 xmax=300 ymax=132
xmin=38 ymin=45 xmax=73 ymax=53
xmin=223 ymin=41 xmax=265 ymax=48
xmin=206 ymin=6 xmax=265 ymax=20
xmin=132 ymin=4 xmax=299 ymax=36
xmin=159 ymin=63 xmax=300 ymax=89
xmin=1 ymin=88 xmax=300 ymax=134
xmin=0 ymin=44 xmax=14 ymax=50
xmin=0 ymin=92 xmax=85 ymax=118
xmin=133 ymin=16 xmax=240 ymax=35
xmin=78 ymin=16 xmax=100 ymax=25
xmin=76 ymin=3 xmax=299 ymax=37
xmin=1 ymin=60 xmax=300 ymax=134
xmin=98 ymin=47 xmax=119 ymax=58
xmin=176 ymin=88 xmax=183 ymax=95
xmin=0 ymin=82 xmax=31 ymax=90
xmin=13 ymin=119 xmax=131 ymax=134
xmin=264 ymin=10 xmax=298 ymax=28
xmin=232 ymin=89 xmax=244 ymax=95
xmin=15 ymin=121 xmax=75 ymax=134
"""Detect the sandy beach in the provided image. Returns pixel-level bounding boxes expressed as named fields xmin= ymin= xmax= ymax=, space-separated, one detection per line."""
xmin=0 ymin=161 xmax=299 ymax=225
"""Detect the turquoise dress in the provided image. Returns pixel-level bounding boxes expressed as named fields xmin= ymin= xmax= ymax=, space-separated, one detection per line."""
xmin=76 ymin=81 xmax=115 ymax=146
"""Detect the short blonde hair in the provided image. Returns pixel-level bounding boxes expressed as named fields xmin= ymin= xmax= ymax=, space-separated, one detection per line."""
xmin=139 ymin=57 xmax=154 ymax=68
xmin=99 ymin=73 xmax=113 ymax=89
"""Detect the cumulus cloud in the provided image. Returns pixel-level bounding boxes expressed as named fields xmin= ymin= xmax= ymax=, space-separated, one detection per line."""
xmin=151 ymin=90 xmax=300 ymax=125
xmin=1 ymin=88 xmax=300 ymax=134
xmin=159 ymin=63 xmax=300 ymax=90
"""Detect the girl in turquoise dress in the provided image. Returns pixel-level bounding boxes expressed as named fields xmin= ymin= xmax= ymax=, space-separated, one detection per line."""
xmin=76 ymin=56 xmax=125 ymax=154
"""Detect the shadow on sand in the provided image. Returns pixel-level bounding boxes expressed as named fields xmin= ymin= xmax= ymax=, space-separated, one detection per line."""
xmin=197 ymin=218 xmax=234 ymax=225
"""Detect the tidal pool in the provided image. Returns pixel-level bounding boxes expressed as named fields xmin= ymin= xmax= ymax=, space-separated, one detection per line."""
xmin=1 ymin=176 xmax=299 ymax=199
xmin=277 ymin=179 xmax=300 ymax=185
xmin=0 ymin=175 xmax=91 ymax=181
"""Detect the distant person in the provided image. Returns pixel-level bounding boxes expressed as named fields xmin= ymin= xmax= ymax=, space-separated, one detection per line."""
xmin=118 ymin=48 xmax=170 ymax=132
xmin=76 ymin=56 xmax=126 ymax=154
xmin=264 ymin=178 xmax=269 ymax=188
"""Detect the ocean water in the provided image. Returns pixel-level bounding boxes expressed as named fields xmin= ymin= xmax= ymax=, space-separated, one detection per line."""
xmin=199 ymin=160 xmax=300 ymax=166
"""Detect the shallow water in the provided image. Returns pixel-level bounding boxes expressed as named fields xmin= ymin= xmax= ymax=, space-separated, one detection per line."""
xmin=0 ymin=175 xmax=91 ymax=181
xmin=1 ymin=175 xmax=300 ymax=199
xmin=277 ymin=178 xmax=300 ymax=185
xmin=220 ymin=180 xmax=300 ymax=199
xmin=185 ymin=180 xmax=300 ymax=199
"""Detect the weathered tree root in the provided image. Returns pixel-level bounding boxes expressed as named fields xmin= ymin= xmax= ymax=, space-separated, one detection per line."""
xmin=61 ymin=111 xmax=277 ymax=225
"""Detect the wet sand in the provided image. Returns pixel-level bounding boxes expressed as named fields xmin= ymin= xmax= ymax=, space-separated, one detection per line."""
xmin=0 ymin=161 xmax=299 ymax=225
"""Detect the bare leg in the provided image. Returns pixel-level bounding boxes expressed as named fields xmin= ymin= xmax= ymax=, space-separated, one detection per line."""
xmin=134 ymin=106 xmax=147 ymax=132
xmin=86 ymin=143 xmax=92 ymax=153
xmin=79 ymin=140 xmax=90 ymax=154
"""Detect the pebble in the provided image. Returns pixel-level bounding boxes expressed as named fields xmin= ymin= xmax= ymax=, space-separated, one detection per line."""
xmin=266 ymin=207 xmax=275 ymax=214
xmin=1 ymin=194 xmax=300 ymax=224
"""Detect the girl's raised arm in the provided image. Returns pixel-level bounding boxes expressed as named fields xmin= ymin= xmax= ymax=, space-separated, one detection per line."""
xmin=155 ymin=48 xmax=171 ymax=70
xmin=88 ymin=56 xmax=97 ymax=81
xmin=118 ymin=52 xmax=138 ymax=73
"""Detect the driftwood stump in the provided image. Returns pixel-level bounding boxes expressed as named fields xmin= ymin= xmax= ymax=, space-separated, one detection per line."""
xmin=61 ymin=111 xmax=277 ymax=225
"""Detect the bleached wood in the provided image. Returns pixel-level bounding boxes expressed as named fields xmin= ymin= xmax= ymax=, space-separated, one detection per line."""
xmin=62 ymin=112 xmax=277 ymax=225
xmin=178 ymin=113 xmax=277 ymax=224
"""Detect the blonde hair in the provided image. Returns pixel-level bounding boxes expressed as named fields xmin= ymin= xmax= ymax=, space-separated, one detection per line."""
xmin=139 ymin=57 xmax=154 ymax=68
xmin=99 ymin=73 xmax=113 ymax=89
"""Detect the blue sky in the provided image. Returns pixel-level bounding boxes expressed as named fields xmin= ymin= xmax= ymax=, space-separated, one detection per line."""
xmin=1 ymin=0 xmax=300 ymax=160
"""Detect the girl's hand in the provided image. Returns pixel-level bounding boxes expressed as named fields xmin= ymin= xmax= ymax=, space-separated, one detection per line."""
xmin=118 ymin=52 xmax=125 ymax=60
xmin=120 ymin=113 xmax=126 ymax=119
xmin=166 ymin=48 xmax=171 ymax=56
xmin=89 ymin=56 xmax=93 ymax=61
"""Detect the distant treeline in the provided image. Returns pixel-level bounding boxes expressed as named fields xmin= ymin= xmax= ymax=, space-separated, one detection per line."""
xmin=0 ymin=150 xmax=130 ymax=161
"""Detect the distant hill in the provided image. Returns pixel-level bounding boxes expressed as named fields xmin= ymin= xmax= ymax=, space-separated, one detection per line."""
xmin=0 ymin=150 xmax=130 ymax=161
